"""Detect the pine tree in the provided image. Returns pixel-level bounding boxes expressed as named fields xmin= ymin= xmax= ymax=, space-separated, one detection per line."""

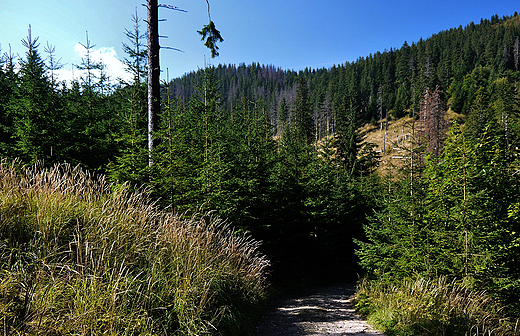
xmin=335 ymin=97 xmax=363 ymax=176
xmin=122 ymin=9 xmax=148 ymax=86
xmin=153 ymin=90 xmax=199 ymax=212
xmin=108 ymin=12 xmax=149 ymax=186
xmin=43 ymin=42 xmax=63 ymax=88
xmin=423 ymin=124 xmax=484 ymax=277
xmin=218 ymin=98 xmax=277 ymax=235
xmin=9 ymin=25 xmax=62 ymax=164
xmin=0 ymin=45 xmax=18 ymax=156
xmin=356 ymin=172 xmax=428 ymax=279
xmin=71 ymin=32 xmax=113 ymax=170
xmin=292 ymin=76 xmax=314 ymax=144
xmin=491 ymin=76 xmax=520 ymax=147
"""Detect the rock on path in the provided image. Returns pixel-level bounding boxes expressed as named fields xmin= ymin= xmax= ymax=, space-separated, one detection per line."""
xmin=251 ymin=284 xmax=384 ymax=336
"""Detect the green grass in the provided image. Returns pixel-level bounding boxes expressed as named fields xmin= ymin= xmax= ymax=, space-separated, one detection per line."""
xmin=353 ymin=277 xmax=520 ymax=336
xmin=0 ymin=160 xmax=269 ymax=335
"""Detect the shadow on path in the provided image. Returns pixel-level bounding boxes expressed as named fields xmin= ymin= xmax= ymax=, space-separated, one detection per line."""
xmin=251 ymin=284 xmax=384 ymax=336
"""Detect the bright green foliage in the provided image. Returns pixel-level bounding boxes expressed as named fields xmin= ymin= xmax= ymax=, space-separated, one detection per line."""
xmin=8 ymin=27 xmax=66 ymax=164
xmin=152 ymin=67 xmax=223 ymax=213
xmin=357 ymin=72 xmax=520 ymax=317
xmin=198 ymin=21 xmax=224 ymax=58
xmin=108 ymin=13 xmax=149 ymax=186
xmin=423 ymin=124 xmax=493 ymax=277
xmin=68 ymin=34 xmax=117 ymax=171
xmin=451 ymin=66 xmax=497 ymax=115
xmin=356 ymin=170 xmax=428 ymax=279
xmin=108 ymin=81 xmax=149 ymax=186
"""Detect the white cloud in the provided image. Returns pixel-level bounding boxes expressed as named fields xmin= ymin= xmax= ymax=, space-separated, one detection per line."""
xmin=56 ymin=43 xmax=132 ymax=86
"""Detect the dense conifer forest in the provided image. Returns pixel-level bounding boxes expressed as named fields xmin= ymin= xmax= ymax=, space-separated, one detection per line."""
xmin=1 ymin=10 xmax=520 ymax=335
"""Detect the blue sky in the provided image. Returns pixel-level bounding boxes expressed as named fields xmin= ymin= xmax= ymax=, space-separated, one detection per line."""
xmin=1 ymin=0 xmax=519 ymax=82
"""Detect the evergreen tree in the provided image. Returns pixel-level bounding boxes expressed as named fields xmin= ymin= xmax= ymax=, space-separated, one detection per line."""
xmin=9 ymin=26 xmax=63 ymax=164
xmin=122 ymin=9 xmax=148 ymax=86
xmin=69 ymin=32 xmax=114 ymax=170
xmin=491 ymin=75 xmax=520 ymax=146
xmin=153 ymin=92 xmax=202 ymax=212
xmin=0 ymin=46 xmax=18 ymax=156
xmin=108 ymin=12 xmax=149 ymax=186
xmin=218 ymin=98 xmax=277 ymax=236
xmin=423 ymin=124 xmax=486 ymax=277
xmin=356 ymin=113 xmax=427 ymax=279
xmin=292 ymin=76 xmax=314 ymax=144
xmin=43 ymin=42 xmax=64 ymax=88
xmin=425 ymin=119 xmax=520 ymax=312
xmin=356 ymin=171 xmax=428 ymax=279
xmin=335 ymin=97 xmax=363 ymax=176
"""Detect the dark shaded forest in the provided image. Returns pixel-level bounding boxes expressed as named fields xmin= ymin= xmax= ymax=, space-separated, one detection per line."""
xmin=2 ymin=11 xmax=520 ymax=331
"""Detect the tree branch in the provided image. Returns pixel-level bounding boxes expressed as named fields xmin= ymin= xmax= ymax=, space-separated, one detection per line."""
xmin=158 ymin=4 xmax=187 ymax=12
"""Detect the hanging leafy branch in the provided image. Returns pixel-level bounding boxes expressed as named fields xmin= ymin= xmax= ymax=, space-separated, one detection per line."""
xmin=198 ymin=21 xmax=223 ymax=58
xmin=198 ymin=0 xmax=223 ymax=58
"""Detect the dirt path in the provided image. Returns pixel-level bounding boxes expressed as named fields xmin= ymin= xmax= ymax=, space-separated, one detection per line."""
xmin=251 ymin=284 xmax=384 ymax=336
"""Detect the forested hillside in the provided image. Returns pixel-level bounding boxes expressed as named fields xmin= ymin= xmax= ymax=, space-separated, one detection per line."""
xmin=1 ymin=11 xmax=520 ymax=335
xmin=170 ymin=13 xmax=520 ymax=133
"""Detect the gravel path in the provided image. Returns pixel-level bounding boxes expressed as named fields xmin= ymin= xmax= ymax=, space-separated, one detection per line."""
xmin=251 ymin=284 xmax=385 ymax=336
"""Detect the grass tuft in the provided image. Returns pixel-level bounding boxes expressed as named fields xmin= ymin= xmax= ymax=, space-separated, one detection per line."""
xmin=353 ymin=276 xmax=520 ymax=336
xmin=0 ymin=160 xmax=269 ymax=335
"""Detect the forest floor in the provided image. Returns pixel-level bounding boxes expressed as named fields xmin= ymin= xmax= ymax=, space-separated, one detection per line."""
xmin=250 ymin=284 xmax=385 ymax=336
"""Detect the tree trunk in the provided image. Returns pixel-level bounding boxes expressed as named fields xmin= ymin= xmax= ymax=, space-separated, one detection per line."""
xmin=147 ymin=0 xmax=160 ymax=167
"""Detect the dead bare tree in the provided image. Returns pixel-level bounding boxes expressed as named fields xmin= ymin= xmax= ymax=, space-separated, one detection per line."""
xmin=419 ymin=85 xmax=448 ymax=158
xmin=145 ymin=0 xmax=223 ymax=167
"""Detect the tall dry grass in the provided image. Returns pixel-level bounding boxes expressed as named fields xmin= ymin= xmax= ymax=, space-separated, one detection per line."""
xmin=354 ymin=277 xmax=520 ymax=336
xmin=0 ymin=160 xmax=269 ymax=335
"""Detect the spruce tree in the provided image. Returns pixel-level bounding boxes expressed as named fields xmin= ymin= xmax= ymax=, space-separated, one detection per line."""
xmin=0 ymin=46 xmax=17 ymax=156
xmin=43 ymin=42 xmax=63 ymax=88
xmin=9 ymin=26 xmax=62 ymax=164
xmin=292 ymin=76 xmax=314 ymax=144
xmin=70 ymin=32 xmax=113 ymax=170
xmin=356 ymin=167 xmax=428 ymax=279
xmin=335 ymin=97 xmax=363 ymax=176
xmin=108 ymin=12 xmax=149 ymax=186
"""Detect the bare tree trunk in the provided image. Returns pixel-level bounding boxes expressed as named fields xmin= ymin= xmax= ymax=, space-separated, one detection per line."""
xmin=514 ymin=36 xmax=520 ymax=71
xmin=147 ymin=0 xmax=160 ymax=167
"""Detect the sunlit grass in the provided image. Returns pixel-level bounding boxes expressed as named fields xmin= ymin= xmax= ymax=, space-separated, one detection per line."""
xmin=0 ymin=160 xmax=269 ymax=335
xmin=353 ymin=276 xmax=519 ymax=336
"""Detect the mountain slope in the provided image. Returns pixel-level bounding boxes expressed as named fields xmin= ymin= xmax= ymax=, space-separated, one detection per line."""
xmin=168 ymin=13 xmax=520 ymax=133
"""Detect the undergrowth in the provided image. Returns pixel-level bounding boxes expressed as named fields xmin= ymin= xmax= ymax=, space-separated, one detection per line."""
xmin=0 ymin=160 xmax=269 ymax=335
xmin=353 ymin=277 xmax=520 ymax=336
